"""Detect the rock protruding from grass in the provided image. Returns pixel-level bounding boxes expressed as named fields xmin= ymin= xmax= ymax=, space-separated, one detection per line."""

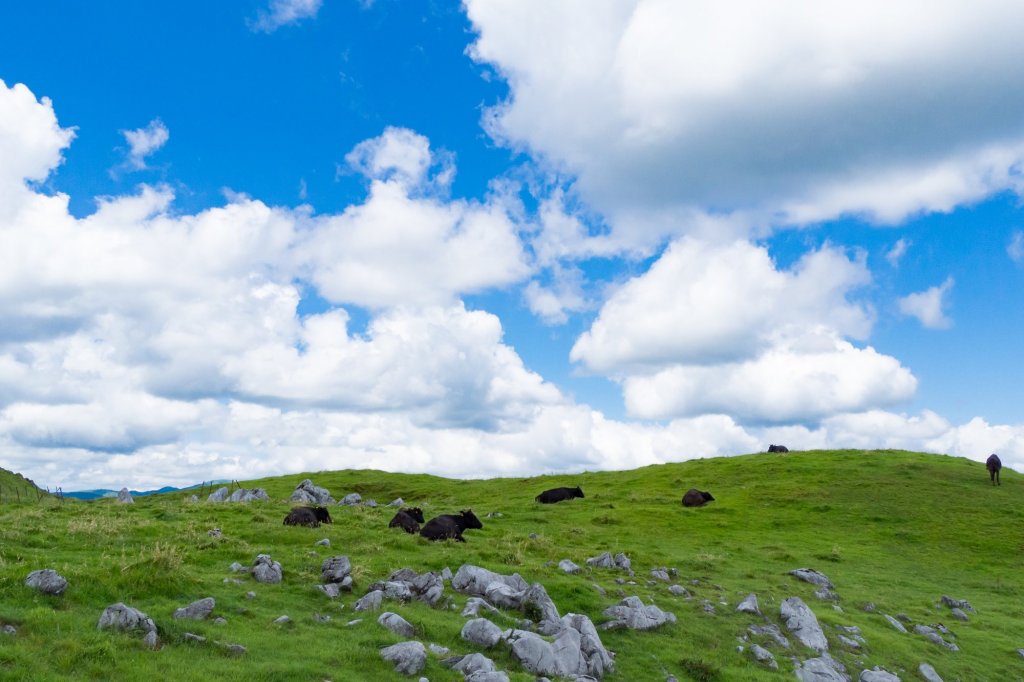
xmin=586 ymin=552 xmax=633 ymax=574
xmin=379 ymin=640 xmax=426 ymax=675
xmin=601 ymin=596 xmax=676 ymax=631
xmin=940 ymin=595 xmax=975 ymax=613
xmin=208 ymin=486 xmax=269 ymax=502
xmin=339 ymin=492 xmax=362 ymax=505
xmin=781 ymin=597 xmax=828 ymax=652
xmin=883 ymin=614 xmax=907 ymax=633
xmin=378 ymin=612 xmax=415 ymax=637
xmin=860 ymin=667 xmax=900 ymax=681
xmin=748 ymin=623 xmax=791 ymax=649
xmin=367 ymin=568 xmax=445 ymax=607
xmin=918 ymin=663 xmax=943 ymax=681
xmin=749 ymin=643 xmax=777 ymax=670
xmin=462 ymin=618 xmax=503 ymax=647
xmin=913 ymin=624 xmax=959 ymax=651
xmin=321 ymin=555 xmax=352 ymax=589
xmin=25 ymin=569 xmax=68 ymax=595
xmin=98 ymin=603 xmax=157 ymax=637
xmin=117 ymin=488 xmax=133 ymax=504
xmin=443 ymin=652 xmax=498 ymax=676
xmin=505 ymin=613 xmax=613 ymax=680
xmin=173 ymin=597 xmax=214 ymax=620
xmin=355 ymin=590 xmax=384 ymax=611
xmin=794 ymin=653 xmax=848 ymax=681
xmin=736 ymin=593 xmax=760 ymax=615
xmin=252 ymin=554 xmax=282 ymax=584
xmin=558 ymin=560 xmax=581 ymax=574
xmin=290 ymin=479 xmax=334 ymax=505
xmin=789 ymin=567 xmax=839 ymax=600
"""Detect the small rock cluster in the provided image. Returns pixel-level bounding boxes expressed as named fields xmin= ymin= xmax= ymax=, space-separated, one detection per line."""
xmin=207 ymin=486 xmax=269 ymax=503
xmin=289 ymin=479 xmax=334 ymax=505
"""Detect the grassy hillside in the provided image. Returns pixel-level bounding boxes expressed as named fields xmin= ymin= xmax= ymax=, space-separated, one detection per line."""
xmin=0 ymin=450 xmax=1021 ymax=681
xmin=0 ymin=467 xmax=48 ymax=504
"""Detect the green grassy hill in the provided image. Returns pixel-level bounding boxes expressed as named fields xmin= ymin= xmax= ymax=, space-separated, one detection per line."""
xmin=0 ymin=467 xmax=48 ymax=504
xmin=0 ymin=450 xmax=1020 ymax=681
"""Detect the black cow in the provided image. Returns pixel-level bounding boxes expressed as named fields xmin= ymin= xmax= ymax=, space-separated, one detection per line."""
xmin=388 ymin=507 xmax=425 ymax=534
xmin=767 ymin=444 xmax=789 ymax=453
xmin=283 ymin=506 xmax=333 ymax=527
xmin=419 ymin=509 xmax=483 ymax=542
xmin=987 ymin=453 xmax=1002 ymax=486
xmin=535 ymin=486 xmax=585 ymax=504
xmin=682 ymin=488 xmax=715 ymax=508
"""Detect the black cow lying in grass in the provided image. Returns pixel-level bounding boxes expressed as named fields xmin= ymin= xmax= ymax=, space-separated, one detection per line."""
xmin=987 ymin=453 xmax=1002 ymax=486
xmin=419 ymin=510 xmax=483 ymax=542
xmin=283 ymin=506 xmax=333 ymax=527
xmin=535 ymin=486 xmax=585 ymax=504
xmin=682 ymin=489 xmax=715 ymax=508
xmin=388 ymin=507 xmax=425 ymax=534
xmin=768 ymin=444 xmax=789 ymax=453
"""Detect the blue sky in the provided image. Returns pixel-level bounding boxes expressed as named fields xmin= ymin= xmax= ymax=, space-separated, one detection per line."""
xmin=2 ymin=0 xmax=1024 ymax=490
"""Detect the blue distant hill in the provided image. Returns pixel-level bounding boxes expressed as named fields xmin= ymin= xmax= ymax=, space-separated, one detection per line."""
xmin=63 ymin=482 xmax=224 ymax=501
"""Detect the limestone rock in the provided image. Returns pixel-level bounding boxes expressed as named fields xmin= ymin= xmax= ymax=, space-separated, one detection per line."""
xmin=913 ymin=625 xmax=958 ymax=651
xmin=748 ymin=623 xmax=791 ymax=649
xmin=940 ymin=595 xmax=975 ymax=613
xmin=315 ymin=538 xmax=330 ymax=547
xmin=355 ymin=590 xmax=384 ymax=611
xmin=389 ymin=497 xmax=405 ymax=507
xmin=883 ymin=614 xmax=907 ymax=633
xmin=25 ymin=569 xmax=68 ymax=595
xmin=463 ymin=597 xmax=499 ymax=618
xmin=453 ymin=564 xmax=528 ymax=596
xmin=117 ymin=488 xmax=134 ymax=504
xmin=749 ymin=644 xmax=777 ymax=670
xmin=98 ymin=603 xmax=157 ymax=635
xmin=207 ymin=487 xmax=230 ymax=502
xmin=443 ymin=652 xmax=497 ymax=675
xmin=789 ymin=568 xmax=834 ymax=590
xmin=2 ymin=625 xmax=16 ymax=636
xmin=273 ymin=615 xmax=291 ymax=624
xmin=321 ymin=555 xmax=352 ymax=584
xmin=380 ymin=641 xmax=427 ymax=675
xmin=173 ymin=597 xmax=215 ymax=620
xmin=950 ymin=607 xmax=968 ymax=621
xmin=781 ymin=597 xmax=828 ymax=652
xmin=465 ymin=672 xmax=509 ymax=682
xmin=918 ymin=663 xmax=944 ymax=682
xmin=339 ymin=492 xmax=362 ymax=505
xmin=290 ymin=479 xmax=334 ymax=505
xmin=668 ymin=584 xmax=691 ymax=597
xmin=228 ymin=488 xmax=269 ymax=502
xmin=794 ymin=653 xmax=849 ymax=682
xmin=736 ymin=593 xmax=760 ymax=615
xmin=462 ymin=618 xmax=503 ymax=647
xmin=860 ymin=668 xmax=900 ymax=681
xmin=252 ymin=554 xmax=282 ymax=584
xmin=379 ymin=612 xmax=416 ymax=637
xmin=559 ymin=559 xmax=581 ymax=574
xmin=601 ymin=596 xmax=676 ymax=631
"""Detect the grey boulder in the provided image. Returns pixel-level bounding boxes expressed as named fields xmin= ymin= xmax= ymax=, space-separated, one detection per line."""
xmin=25 ymin=569 xmax=68 ymax=596
xmin=794 ymin=653 xmax=850 ymax=682
xmin=781 ymin=597 xmax=828 ymax=652
xmin=380 ymin=641 xmax=426 ymax=675
xmin=173 ymin=597 xmax=214 ymax=620
xmin=98 ymin=603 xmax=157 ymax=635
xmin=117 ymin=488 xmax=133 ymax=504
xmin=918 ymin=663 xmax=943 ymax=682
xmin=736 ymin=593 xmax=760 ymax=615
xmin=860 ymin=668 xmax=900 ymax=681
xmin=461 ymin=618 xmax=503 ymax=648
xmin=290 ymin=478 xmax=334 ymax=505
xmin=252 ymin=554 xmax=282 ymax=584
xmin=601 ymin=596 xmax=676 ymax=631
xmin=378 ymin=612 xmax=416 ymax=637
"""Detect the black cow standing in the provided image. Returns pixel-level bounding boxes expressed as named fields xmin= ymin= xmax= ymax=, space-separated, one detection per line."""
xmin=535 ymin=486 xmax=585 ymax=504
xmin=682 ymin=489 xmax=715 ymax=508
xmin=419 ymin=510 xmax=483 ymax=542
xmin=283 ymin=506 xmax=333 ymax=527
xmin=987 ymin=453 xmax=1002 ymax=486
xmin=388 ymin=507 xmax=425 ymax=534
xmin=767 ymin=444 xmax=789 ymax=453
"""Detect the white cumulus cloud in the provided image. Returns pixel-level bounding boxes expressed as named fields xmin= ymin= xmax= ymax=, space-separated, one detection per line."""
xmin=122 ymin=119 xmax=169 ymax=170
xmin=250 ymin=0 xmax=322 ymax=33
xmin=898 ymin=277 xmax=955 ymax=329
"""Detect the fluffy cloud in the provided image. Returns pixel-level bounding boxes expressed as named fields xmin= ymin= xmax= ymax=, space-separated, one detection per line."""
xmin=249 ymin=0 xmax=322 ymax=33
xmin=303 ymin=128 xmax=530 ymax=308
xmin=572 ymin=239 xmax=874 ymax=373
xmin=466 ymin=0 xmax=1024 ymax=246
xmin=886 ymin=238 xmax=911 ymax=267
xmin=898 ymin=277 xmax=954 ymax=329
xmin=122 ymin=119 xmax=169 ymax=170
xmin=1008 ymin=231 xmax=1024 ymax=263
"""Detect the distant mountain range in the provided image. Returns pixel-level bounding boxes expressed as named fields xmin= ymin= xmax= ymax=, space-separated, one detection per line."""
xmin=62 ymin=482 xmax=224 ymax=500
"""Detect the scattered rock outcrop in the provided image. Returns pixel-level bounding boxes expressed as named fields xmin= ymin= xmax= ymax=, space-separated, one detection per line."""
xmin=25 ymin=569 xmax=68 ymax=595
xmin=117 ymin=488 xmax=133 ymax=504
xmin=462 ymin=618 xmax=503 ymax=647
xmin=789 ymin=568 xmax=838 ymax=600
xmin=97 ymin=603 xmax=157 ymax=638
xmin=379 ymin=641 xmax=426 ymax=675
xmin=321 ymin=555 xmax=353 ymax=590
xmin=174 ymin=597 xmax=214 ymax=620
xmin=290 ymin=479 xmax=334 ymax=505
xmin=207 ymin=486 xmax=269 ymax=502
xmin=781 ymin=597 xmax=828 ymax=652
xmin=586 ymin=552 xmax=633 ymax=574
xmin=252 ymin=554 xmax=282 ymax=584
xmin=379 ymin=612 xmax=416 ymax=637
xmin=601 ymin=596 xmax=676 ymax=631
xmin=794 ymin=653 xmax=849 ymax=681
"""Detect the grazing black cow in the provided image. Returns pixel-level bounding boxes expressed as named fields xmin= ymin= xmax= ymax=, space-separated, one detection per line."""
xmin=535 ymin=486 xmax=585 ymax=504
xmin=388 ymin=507 xmax=425 ymax=534
xmin=987 ymin=453 xmax=1002 ymax=486
xmin=419 ymin=509 xmax=483 ymax=542
xmin=767 ymin=444 xmax=789 ymax=453
xmin=283 ymin=506 xmax=333 ymax=527
xmin=682 ymin=488 xmax=715 ymax=508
